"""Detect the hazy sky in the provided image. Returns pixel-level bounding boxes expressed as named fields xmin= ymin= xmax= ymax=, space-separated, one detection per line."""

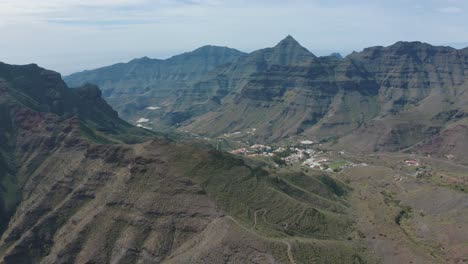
xmin=1 ymin=0 xmax=467 ymax=75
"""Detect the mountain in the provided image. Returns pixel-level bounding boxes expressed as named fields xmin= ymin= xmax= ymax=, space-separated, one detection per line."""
xmin=181 ymin=40 xmax=468 ymax=154
xmin=64 ymin=46 xmax=246 ymax=120
xmin=174 ymin=36 xmax=375 ymax=141
xmin=2 ymin=48 xmax=467 ymax=262
xmin=327 ymin=53 xmax=343 ymax=59
xmin=337 ymin=42 xmax=468 ymax=155
xmin=254 ymin=35 xmax=316 ymax=66
xmin=0 ymin=62 xmax=371 ymax=263
xmin=64 ymin=37 xmax=468 ymax=162
xmin=0 ymin=61 xmax=154 ymax=235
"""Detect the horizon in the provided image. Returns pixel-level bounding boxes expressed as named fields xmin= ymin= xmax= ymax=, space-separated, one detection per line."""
xmin=65 ymin=36 xmax=468 ymax=76
xmin=1 ymin=0 xmax=468 ymax=75
xmin=4 ymin=36 xmax=468 ymax=77
xmin=3 ymin=36 xmax=468 ymax=77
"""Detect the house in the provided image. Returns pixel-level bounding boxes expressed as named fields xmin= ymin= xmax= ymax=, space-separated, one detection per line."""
xmin=250 ymin=144 xmax=271 ymax=151
xmin=316 ymin=158 xmax=329 ymax=163
xmin=300 ymin=140 xmax=314 ymax=145
xmin=274 ymin=147 xmax=286 ymax=153
xmin=446 ymin=154 xmax=455 ymax=160
xmin=405 ymin=160 xmax=420 ymax=166
xmin=230 ymin=148 xmax=248 ymax=155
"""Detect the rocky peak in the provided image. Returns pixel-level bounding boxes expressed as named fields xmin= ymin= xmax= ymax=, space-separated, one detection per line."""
xmin=128 ymin=56 xmax=160 ymax=65
xmin=328 ymin=53 xmax=343 ymax=59
xmin=275 ymin=35 xmax=301 ymax=47
xmin=387 ymin=41 xmax=458 ymax=57
xmin=350 ymin=41 xmax=462 ymax=63
xmin=0 ymin=62 xmax=124 ymax=128
xmin=258 ymin=35 xmax=316 ymax=66
xmin=191 ymin=45 xmax=242 ymax=55
xmin=273 ymin=35 xmax=315 ymax=55
xmin=168 ymin=45 xmax=246 ymax=65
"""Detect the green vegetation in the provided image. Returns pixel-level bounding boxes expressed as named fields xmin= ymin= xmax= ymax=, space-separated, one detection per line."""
xmin=79 ymin=122 xmax=117 ymax=144
xmin=179 ymin=149 xmax=355 ymax=240
xmin=293 ymin=239 xmax=368 ymax=264
xmin=275 ymin=148 xmax=294 ymax=158
xmin=395 ymin=206 xmax=412 ymax=226
xmin=318 ymin=174 xmax=349 ymax=197
xmin=329 ymin=161 xmax=348 ymax=172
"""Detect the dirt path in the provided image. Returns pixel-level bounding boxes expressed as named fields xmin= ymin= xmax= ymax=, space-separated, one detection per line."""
xmin=344 ymin=163 xmax=445 ymax=264
xmin=367 ymin=152 xmax=468 ymax=170
xmin=284 ymin=241 xmax=296 ymax=264
xmin=227 ymin=213 xmax=297 ymax=264
xmin=253 ymin=209 xmax=267 ymax=229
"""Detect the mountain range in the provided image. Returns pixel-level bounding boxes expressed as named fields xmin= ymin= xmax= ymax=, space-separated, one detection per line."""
xmin=65 ymin=36 xmax=468 ymax=163
xmin=1 ymin=35 xmax=467 ymax=263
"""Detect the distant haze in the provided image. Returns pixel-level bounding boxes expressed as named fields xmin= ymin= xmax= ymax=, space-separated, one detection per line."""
xmin=1 ymin=0 xmax=467 ymax=75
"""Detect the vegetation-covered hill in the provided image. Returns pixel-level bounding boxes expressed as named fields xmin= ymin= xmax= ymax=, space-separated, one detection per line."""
xmin=0 ymin=62 xmax=371 ymax=263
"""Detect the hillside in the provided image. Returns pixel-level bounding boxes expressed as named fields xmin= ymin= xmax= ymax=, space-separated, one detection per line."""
xmin=0 ymin=62 xmax=372 ymax=263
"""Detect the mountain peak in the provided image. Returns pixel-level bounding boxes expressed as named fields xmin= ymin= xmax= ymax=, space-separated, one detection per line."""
xmin=265 ymin=35 xmax=316 ymax=65
xmin=390 ymin=41 xmax=429 ymax=50
xmin=328 ymin=53 xmax=343 ymax=59
xmin=275 ymin=35 xmax=302 ymax=48
xmin=190 ymin=45 xmax=245 ymax=56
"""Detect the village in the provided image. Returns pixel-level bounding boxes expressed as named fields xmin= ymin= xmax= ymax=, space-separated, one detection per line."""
xmin=135 ymin=116 xmax=428 ymax=174
xmin=229 ymin=140 xmax=370 ymax=172
xmin=134 ymin=115 xmax=428 ymax=174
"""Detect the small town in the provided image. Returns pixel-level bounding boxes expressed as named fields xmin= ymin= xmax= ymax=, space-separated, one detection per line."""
xmin=229 ymin=140 xmax=368 ymax=172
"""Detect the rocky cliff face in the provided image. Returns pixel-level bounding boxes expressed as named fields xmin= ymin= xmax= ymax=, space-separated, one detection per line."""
xmin=337 ymin=42 xmax=468 ymax=155
xmin=163 ymin=38 xmax=468 ymax=159
xmin=0 ymin=62 xmax=152 ymax=236
xmin=158 ymin=36 xmax=378 ymax=141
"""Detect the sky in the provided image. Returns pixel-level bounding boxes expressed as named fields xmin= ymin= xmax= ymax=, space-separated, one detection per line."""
xmin=0 ymin=0 xmax=467 ymax=75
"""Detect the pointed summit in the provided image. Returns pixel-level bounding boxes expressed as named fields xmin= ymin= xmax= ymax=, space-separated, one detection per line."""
xmin=267 ymin=35 xmax=315 ymax=66
xmin=275 ymin=35 xmax=301 ymax=47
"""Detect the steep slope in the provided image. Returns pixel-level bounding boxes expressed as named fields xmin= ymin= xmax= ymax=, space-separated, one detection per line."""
xmin=64 ymin=46 xmax=246 ymax=120
xmin=0 ymin=62 xmax=155 ymax=142
xmin=183 ymin=41 xmax=468 ymax=146
xmin=153 ymin=36 xmax=378 ymax=140
xmin=59 ymin=36 xmax=378 ymax=141
xmin=0 ymin=62 xmax=370 ymax=263
xmin=0 ymin=61 xmax=154 ymax=235
xmin=337 ymin=42 xmax=468 ymax=155
xmin=159 ymin=39 xmax=468 ymax=159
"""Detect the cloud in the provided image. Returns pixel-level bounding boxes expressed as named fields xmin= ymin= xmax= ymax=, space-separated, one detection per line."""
xmin=437 ymin=6 xmax=463 ymax=13
xmin=1 ymin=0 xmax=468 ymax=74
xmin=0 ymin=0 xmax=176 ymax=25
